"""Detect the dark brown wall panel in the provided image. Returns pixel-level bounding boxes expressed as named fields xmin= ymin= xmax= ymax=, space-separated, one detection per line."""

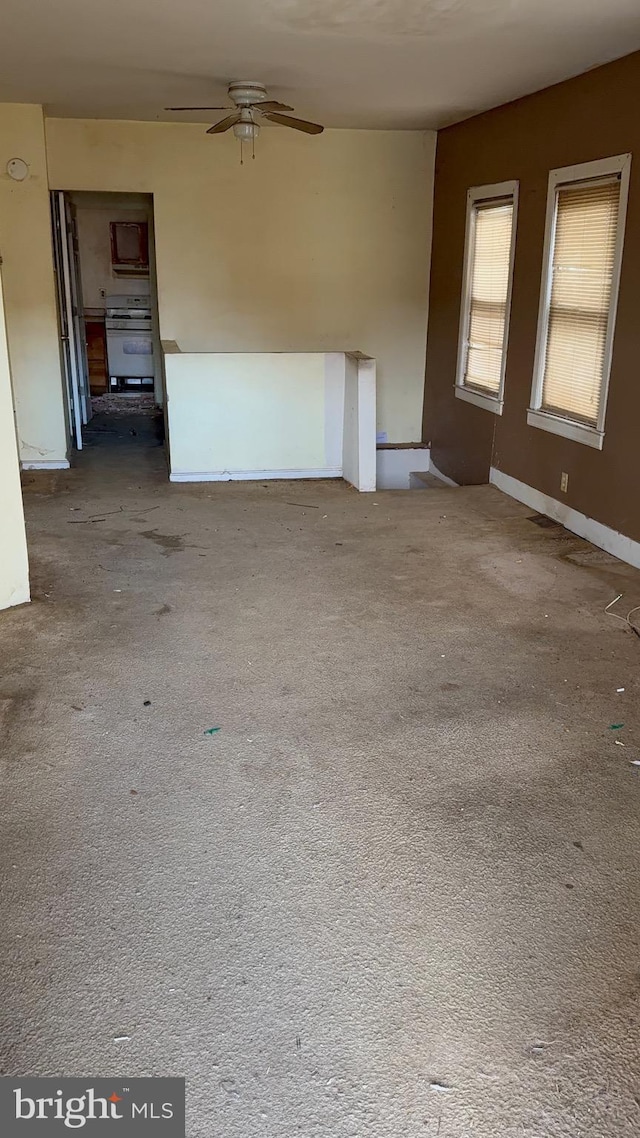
xmin=423 ymin=50 xmax=640 ymax=541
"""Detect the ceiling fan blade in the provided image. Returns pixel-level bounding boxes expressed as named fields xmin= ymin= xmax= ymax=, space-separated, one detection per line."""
xmin=165 ymin=106 xmax=229 ymax=111
xmin=255 ymin=100 xmax=294 ymax=112
xmin=206 ymin=113 xmax=241 ymax=134
xmin=263 ymin=112 xmax=324 ymax=135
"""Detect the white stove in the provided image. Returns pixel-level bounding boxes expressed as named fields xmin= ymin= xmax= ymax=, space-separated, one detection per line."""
xmin=105 ymin=294 xmax=155 ymax=389
xmin=106 ymin=294 xmax=152 ymax=320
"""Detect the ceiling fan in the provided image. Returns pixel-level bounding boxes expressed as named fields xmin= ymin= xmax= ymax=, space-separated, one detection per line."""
xmin=166 ymin=81 xmax=324 ymax=159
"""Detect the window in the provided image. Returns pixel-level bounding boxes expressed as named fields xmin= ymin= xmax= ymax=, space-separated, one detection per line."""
xmin=528 ymin=154 xmax=631 ymax=449
xmin=455 ymin=181 xmax=518 ymax=414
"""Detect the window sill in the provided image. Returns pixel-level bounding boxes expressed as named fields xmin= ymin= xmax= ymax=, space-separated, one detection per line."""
xmin=527 ymin=408 xmax=604 ymax=450
xmin=455 ymin=385 xmax=503 ymax=415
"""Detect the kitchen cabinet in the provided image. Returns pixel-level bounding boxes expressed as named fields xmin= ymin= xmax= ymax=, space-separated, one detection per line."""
xmin=85 ymin=318 xmax=108 ymax=395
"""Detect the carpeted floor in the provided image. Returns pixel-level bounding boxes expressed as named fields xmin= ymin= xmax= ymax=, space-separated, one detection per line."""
xmin=2 ymin=421 xmax=640 ymax=1136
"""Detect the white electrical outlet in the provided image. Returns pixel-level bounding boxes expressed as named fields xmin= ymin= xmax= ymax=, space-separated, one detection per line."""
xmin=560 ymin=472 xmax=569 ymax=493
xmin=99 ymin=288 xmax=106 ymax=300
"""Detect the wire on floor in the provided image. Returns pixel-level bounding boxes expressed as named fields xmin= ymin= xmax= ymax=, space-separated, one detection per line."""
xmin=605 ymin=594 xmax=640 ymax=639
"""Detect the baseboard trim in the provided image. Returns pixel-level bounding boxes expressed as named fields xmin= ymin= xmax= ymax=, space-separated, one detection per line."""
xmin=170 ymin=467 xmax=343 ymax=483
xmin=490 ymin=467 xmax=640 ymax=571
xmin=21 ymin=460 xmax=70 ymax=471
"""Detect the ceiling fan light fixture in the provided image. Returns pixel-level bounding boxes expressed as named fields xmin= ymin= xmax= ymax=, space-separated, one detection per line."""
xmin=233 ymin=120 xmax=259 ymax=142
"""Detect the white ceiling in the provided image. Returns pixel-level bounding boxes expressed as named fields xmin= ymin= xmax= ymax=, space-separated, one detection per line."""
xmin=0 ymin=0 xmax=639 ymax=129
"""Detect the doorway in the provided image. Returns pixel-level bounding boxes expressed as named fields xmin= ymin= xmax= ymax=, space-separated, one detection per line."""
xmin=51 ymin=191 xmax=164 ymax=454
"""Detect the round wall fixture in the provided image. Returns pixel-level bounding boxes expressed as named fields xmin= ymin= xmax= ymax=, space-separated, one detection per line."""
xmin=7 ymin=158 xmax=29 ymax=181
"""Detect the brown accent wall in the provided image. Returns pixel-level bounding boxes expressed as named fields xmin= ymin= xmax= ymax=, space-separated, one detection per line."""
xmin=423 ymin=50 xmax=640 ymax=541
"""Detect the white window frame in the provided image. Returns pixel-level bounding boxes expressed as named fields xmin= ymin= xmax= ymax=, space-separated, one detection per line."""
xmin=528 ymin=153 xmax=631 ymax=450
xmin=455 ymin=180 xmax=519 ymax=415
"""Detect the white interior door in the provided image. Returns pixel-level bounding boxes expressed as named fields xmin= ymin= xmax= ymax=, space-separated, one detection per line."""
xmin=52 ymin=191 xmax=83 ymax=450
xmin=65 ymin=199 xmax=91 ymax=426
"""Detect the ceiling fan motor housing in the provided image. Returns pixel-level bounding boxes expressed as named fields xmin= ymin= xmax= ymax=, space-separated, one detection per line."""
xmin=228 ymin=81 xmax=268 ymax=106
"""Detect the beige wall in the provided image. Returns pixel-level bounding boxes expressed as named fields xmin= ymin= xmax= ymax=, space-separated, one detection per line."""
xmin=0 ymin=267 xmax=29 ymax=608
xmin=0 ymin=105 xmax=68 ymax=465
xmin=46 ymin=118 xmax=435 ymax=443
xmin=165 ymin=352 xmax=329 ymax=478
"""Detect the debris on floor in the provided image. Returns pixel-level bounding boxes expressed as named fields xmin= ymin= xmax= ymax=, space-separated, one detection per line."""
xmin=92 ymin=393 xmax=155 ymax=415
xmin=204 ymin=727 xmax=221 ymax=736
xmin=527 ymin=513 xmax=566 ymax=532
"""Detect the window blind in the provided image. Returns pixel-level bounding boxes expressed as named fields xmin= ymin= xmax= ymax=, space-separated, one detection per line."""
xmin=541 ymin=177 xmax=620 ymax=425
xmin=464 ymin=199 xmax=514 ymax=393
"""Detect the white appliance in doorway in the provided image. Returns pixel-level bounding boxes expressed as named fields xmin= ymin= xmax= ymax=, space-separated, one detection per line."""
xmin=105 ymin=294 xmax=155 ymax=391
